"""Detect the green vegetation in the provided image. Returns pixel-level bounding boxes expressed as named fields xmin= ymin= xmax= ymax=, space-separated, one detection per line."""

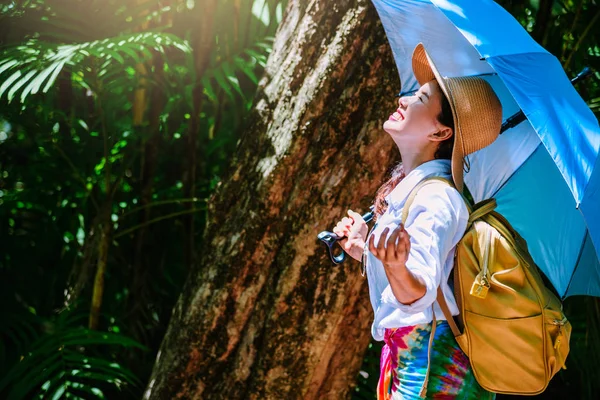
xmin=0 ymin=0 xmax=285 ymax=398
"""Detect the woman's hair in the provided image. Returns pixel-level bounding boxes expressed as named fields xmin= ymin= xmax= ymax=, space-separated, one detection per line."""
xmin=433 ymin=90 xmax=454 ymax=160
xmin=373 ymin=90 xmax=455 ymax=219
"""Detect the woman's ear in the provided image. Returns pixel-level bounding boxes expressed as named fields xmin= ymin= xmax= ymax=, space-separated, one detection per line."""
xmin=430 ymin=126 xmax=453 ymax=142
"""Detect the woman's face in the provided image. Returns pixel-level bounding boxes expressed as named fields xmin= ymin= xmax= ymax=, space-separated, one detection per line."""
xmin=383 ymin=80 xmax=448 ymax=146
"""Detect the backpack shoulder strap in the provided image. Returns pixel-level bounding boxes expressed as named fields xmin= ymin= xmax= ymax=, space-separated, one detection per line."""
xmin=469 ymin=198 xmax=497 ymax=224
xmin=400 ymin=177 xmax=455 ymax=225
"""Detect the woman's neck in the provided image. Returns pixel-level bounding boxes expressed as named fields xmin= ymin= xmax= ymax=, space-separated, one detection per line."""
xmin=398 ymin=149 xmax=436 ymax=176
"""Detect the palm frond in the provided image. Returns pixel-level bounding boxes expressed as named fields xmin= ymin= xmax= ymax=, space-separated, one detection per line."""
xmin=201 ymin=39 xmax=273 ymax=103
xmin=0 ymin=323 xmax=146 ymax=400
xmin=192 ymin=0 xmax=284 ymax=105
xmin=0 ymin=31 xmax=190 ymax=103
xmin=0 ymin=310 xmax=41 ymax=376
xmin=4 ymin=0 xmax=173 ymax=43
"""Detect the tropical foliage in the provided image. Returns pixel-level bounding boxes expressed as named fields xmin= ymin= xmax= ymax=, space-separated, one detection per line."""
xmin=0 ymin=0 xmax=285 ymax=398
xmin=0 ymin=0 xmax=598 ymax=399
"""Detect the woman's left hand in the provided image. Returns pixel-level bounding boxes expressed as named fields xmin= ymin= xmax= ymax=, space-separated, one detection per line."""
xmin=368 ymin=224 xmax=411 ymax=269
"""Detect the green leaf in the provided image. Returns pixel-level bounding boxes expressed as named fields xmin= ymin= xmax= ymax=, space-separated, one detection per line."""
xmin=234 ymin=56 xmax=258 ymax=84
xmin=139 ymin=45 xmax=154 ymax=62
xmin=5 ymin=353 xmax=62 ymax=399
xmin=201 ymin=76 xmax=217 ymax=102
xmin=244 ymin=49 xmax=268 ymax=67
xmin=0 ymin=70 xmax=23 ymax=99
xmin=105 ymin=49 xmax=125 ymax=64
xmin=51 ymin=45 xmax=79 ymax=64
xmin=7 ymin=69 xmax=37 ymax=102
xmin=254 ymin=42 xmax=273 ymax=52
xmin=67 ymin=385 xmax=105 ymax=399
xmin=118 ymin=46 xmax=141 ymax=63
xmin=42 ymin=60 xmax=66 ymax=93
xmin=19 ymin=61 xmax=63 ymax=102
xmin=63 ymin=353 xmax=140 ymax=385
xmin=59 ymin=329 xmax=146 ymax=350
xmin=78 ymin=120 xmax=89 ymax=131
xmin=276 ymin=2 xmax=284 ymax=23
xmin=0 ymin=59 xmax=19 ymax=75
xmin=252 ymin=0 xmax=270 ymax=27
xmin=0 ymin=31 xmax=188 ymax=103
xmin=70 ymin=370 xmax=117 ymax=383
xmin=49 ymin=380 xmax=67 ymax=400
xmin=212 ymin=68 xmax=234 ymax=100
xmin=221 ymin=61 xmax=245 ymax=99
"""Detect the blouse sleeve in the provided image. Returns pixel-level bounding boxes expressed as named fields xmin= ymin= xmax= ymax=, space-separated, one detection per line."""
xmin=380 ymin=184 xmax=469 ymax=313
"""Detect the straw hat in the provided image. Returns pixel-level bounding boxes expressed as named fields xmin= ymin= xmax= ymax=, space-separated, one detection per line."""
xmin=411 ymin=43 xmax=502 ymax=192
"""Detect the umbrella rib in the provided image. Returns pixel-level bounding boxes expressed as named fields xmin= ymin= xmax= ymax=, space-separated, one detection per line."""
xmin=562 ymin=233 xmax=589 ymax=299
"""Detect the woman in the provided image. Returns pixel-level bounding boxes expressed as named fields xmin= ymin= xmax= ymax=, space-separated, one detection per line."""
xmin=332 ymin=44 xmax=502 ymax=399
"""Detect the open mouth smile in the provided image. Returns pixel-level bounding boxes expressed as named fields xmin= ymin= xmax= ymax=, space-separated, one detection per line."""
xmin=389 ymin=108 xmax=405 ymax=121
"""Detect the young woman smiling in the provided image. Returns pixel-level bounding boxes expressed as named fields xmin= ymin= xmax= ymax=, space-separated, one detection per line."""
xmin=332 ymin=43 xmax=502 ymax=399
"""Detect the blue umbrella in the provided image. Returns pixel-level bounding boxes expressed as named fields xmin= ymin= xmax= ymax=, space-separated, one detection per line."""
xmin=368 ymin=0 xmax=600 ymax=298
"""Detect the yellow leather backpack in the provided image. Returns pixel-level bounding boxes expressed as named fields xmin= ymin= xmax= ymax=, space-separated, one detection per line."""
xmin=403 ymin=177 xmax=571 ymax=395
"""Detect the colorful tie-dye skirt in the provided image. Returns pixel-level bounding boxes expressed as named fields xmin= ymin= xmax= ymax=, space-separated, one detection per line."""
xmin=377 ymin=321 xmax=495 ymax=400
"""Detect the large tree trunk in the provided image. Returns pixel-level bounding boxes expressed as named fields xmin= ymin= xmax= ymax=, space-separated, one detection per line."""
xmin=144 ymin=0 xmax=399 ymax=398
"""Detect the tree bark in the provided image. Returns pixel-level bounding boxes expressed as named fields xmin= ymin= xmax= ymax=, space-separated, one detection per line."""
xmin=144 ymin=0 xmax=399 ymax=398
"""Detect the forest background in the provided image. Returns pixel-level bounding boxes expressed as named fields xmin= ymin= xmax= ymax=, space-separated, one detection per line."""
xmin=1 ymin=0 xmax=599 ymax=399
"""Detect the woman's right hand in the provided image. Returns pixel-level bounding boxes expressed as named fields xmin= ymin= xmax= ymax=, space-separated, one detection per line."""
xmin=332 ymin=209 xmax=369 ymax=262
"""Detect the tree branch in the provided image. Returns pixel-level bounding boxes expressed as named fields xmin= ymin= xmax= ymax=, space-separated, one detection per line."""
xmin=564 ymin=7 xmax=600 ymax=70
xmin=532 ymin=0 xmax=555 ymax=46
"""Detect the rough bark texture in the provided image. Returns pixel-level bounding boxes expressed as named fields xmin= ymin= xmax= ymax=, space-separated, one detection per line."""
xmin=144 ymin=0 xmax=399 ymax=398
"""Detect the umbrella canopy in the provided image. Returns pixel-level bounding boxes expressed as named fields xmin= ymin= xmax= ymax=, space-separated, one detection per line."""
xmin=371 ymin=0 xmax=600 ymax=297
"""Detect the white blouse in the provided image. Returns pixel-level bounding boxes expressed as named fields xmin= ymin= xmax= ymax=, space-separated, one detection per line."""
xmin=364 ymin=159 xmax=469 ymax=341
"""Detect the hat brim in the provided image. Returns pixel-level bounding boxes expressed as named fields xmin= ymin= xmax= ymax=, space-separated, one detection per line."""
xmin=412 ymin=43 xmax=464 ymax=193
